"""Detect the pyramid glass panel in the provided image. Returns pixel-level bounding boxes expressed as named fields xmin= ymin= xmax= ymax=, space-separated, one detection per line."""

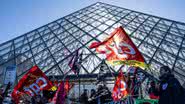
xmin=0 ymin=2 xmax=185 ymax=86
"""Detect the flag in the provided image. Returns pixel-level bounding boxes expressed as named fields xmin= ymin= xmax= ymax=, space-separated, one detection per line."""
xmin=50 ymin=81 xmax=65 ymax=104
xmin=53 ymin=80 xmax=59 ymax=86
xmin=50 ymin=80 xmax=74 ymax=104
xmin=11 ymin=65 xmax=53 ymax=103
xmin=89 ymin=26 xmax=148 ymax=69
xmin=112 ymin=70 xmax=128 ymax=101
xmin=68 ymin=50 xmax=83 ymax=74
xmin=64 ymin=79 xmax=74 ymax=94
xmin=68 ymin=50 xmax=78 ymax=74
xmin=56 ymin=81 xmax=66 ymax=104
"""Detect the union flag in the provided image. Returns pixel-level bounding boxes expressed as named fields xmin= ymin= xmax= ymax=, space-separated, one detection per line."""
xmin=89 ymin=26 xmax=148 ymax=69
xmin=112 ymin=70 xmax=128 ymax=101
xmin=11 ymin=66 xmax=53 ymax=104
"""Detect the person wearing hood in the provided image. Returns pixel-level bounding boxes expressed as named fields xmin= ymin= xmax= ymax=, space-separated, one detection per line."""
xmin=158 ymin=66 xmax=185 ymax=104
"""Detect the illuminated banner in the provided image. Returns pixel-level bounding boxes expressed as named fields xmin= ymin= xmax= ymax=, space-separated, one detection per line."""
xmin=12 ymin=65 xmax=53 ymax=103
xmin=90 ymin=26 xmax=148 ymax=69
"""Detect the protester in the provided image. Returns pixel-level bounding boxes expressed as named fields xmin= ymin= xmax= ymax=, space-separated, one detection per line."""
xmin=43 ymin=90 xmax=56 ymax=101
xmin=35 ymin=95 xmax=42 ymax=104
xmin=101 ymin=84 xmax=112 ymax=103
xmin=0 ymin=82 xmax=13 ymax=104
xmin=79 ymin=89 xmax=88 ymax=104
xmin=18 ymin=93 xmax=31 ymax=104
xmin=148 ymin=81 xmax=159 ymax=99
xmin=41 ymin=96 xmax=48 ymax=104
xmin=94 ymin=84 xmax=112 ymax=103
xmin=158 ymin=65 xmax=185 ymax=104
xmin=88 ymin=89 xmax=97 ymax=104
xmin=3 ymin=82 xmax=11 ymax=98
xmin=31 ymin=97 xmax=36 ymax=104
xmin=93 ymin=85 xmax=101 ymax=103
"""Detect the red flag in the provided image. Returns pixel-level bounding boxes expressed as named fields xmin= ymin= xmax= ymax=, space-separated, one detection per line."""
xmin=50 ymin=80 xmax=74 ymax=104
xmin=54 ymin=80 xmax=59 ymax=86
xmin=11 ymin=66 xmax=53 ymax=103
xmin=50 ymin=81 xmax=65 ymax=104
xmin=64 ymin=79 xmax=74 ymax=94
xmin=112 ymin=70 xmax=128 ymax=101
xmin=90 ymin=26 xmax=147 ymax=69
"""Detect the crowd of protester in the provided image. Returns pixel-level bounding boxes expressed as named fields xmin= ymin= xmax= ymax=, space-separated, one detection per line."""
xmin=0 ymin=82 xmax=112 ymax=104
xmin=78 ymin=84 xmax=112 ymax=104
xmin=16 ymin=91 xmax=54 ymax=104
xmin=66 ymin=84 xmax=112 ymax=104
xmin=0 ymin=66 xmax=185 ymax=104
xmin=147 ymin=66 xmax=185 ymax=104
xmin=0 ymin=86 xmax=56 ymax=104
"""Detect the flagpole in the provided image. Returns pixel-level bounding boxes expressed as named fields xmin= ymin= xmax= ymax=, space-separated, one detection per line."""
xmin=104 ymin=59 xmax=115 ymax=80
xmin=78 ymin=50 xmax=83 ymax=104
xmin=78 ymin=73 xmax=80 ymax=104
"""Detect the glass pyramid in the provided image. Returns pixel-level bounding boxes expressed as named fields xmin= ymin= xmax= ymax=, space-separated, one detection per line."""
xmin=0 ymin=2 xmax=185 ymax=86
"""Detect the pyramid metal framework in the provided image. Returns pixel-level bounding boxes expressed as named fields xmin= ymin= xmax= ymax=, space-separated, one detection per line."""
xmin=0 ymin=2 xmax=185 ymax=85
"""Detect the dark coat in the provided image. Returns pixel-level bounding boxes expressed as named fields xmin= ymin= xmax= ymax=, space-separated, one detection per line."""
xmin=158 ymin=74 xmax=185 ymax=104
xmin=79 ymin=92 xmax=88 ymax=104
xmin=89 ymin=90 xmax=97 ymax=104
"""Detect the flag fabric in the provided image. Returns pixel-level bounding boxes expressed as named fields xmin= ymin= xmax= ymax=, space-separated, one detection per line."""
xmin=50 ymin=81 xmax=65 ymax=104
xmin=11 ymin=65 xmax=53 ymax=103
xmin=68 ymin=50 xmax=79 ymax=74
xmin=64 ymin=79 xmax=74 ymax=94
xmin=53 ymin=80 xmax=59 ymax=86
xmin=49 ymin=80 xmax=59 ymax=91
xmin=68 ymin=50 xmax=83 ymax=74
xmin=112 ymin=70 xmax=128 ymax=101
xmin=56 ymin=81 xmax=66 ymax=104
xmin=50 ymin=80 xmax=74 ymax=104
xmin=89 ymin=26 xmax=147 ymax=69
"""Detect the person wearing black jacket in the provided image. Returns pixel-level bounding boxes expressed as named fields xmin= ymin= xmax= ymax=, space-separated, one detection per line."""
xmin=158 ymin=66 xmax=185 ymax=104
xmin=79 ymin=89 xmax=88 ymax=104
xmin=0 ymin=82 xmax=11 ymax=104
xmin=3 ymin=82 xmax=11 ymax=98
xmin=88 ymin=89 xmax=97 ymax=104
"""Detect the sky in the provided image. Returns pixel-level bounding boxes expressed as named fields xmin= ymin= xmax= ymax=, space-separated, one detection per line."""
xmin=0 ymin=0 xmax=185 ymax=44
